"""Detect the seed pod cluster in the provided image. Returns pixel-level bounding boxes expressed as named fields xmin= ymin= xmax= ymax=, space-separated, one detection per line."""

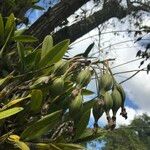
xmin=76 ymin=68 xmax=91 ymax=88
xmin=94 ymin=71 xmax=127 ymax=129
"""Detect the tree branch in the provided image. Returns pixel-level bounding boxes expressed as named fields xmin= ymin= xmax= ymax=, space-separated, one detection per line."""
xmin=25 ymin=0 xmax=90 ymax=43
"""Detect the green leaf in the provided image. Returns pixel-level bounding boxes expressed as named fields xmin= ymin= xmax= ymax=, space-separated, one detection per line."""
xmin=39 ymin=39 xmax=70 ymax=68
xmin=56 ymin=143 xmax=84 ymax=150
xmin=0 ymin=107 xmax=23 ymax=120
xmin=0 ymin=24 xmax=14 ymax=57
xmin=74 ymin=109 xmax=91 ymax=140
xmin=82 ymin=99 xmax=96 ymax=113
xmin=13 ymin=35 xmax=38 ymax=43
xmin=74 ymin=128 xmax=106 ymax=143
xmin=20 ymin=110 xmax=62 ymax=141
xmin=17 ymin=42 xmax=25 ymax=67
xmin=29 ymin=76 xmax=50 ymax=89
xmin=2 ymin=95 xmax=30 ymax=110
xmin=0 ymin=75 xmax=13 ymax=87
xmin=30 ymin=90 xmax=43 ymax=112
xmin=33 ymin=51 xmax=41 ymax=69
xmin=5 ymin=13 xmax=15 ymax=39
xmin=82 ymin=89 xmax=94 ymax=95
xmin=15 ymin=29 xmax=27 ymax=37
xmin=32 ymin=5 xmax=45 ymax=10
xmin=24 ymin=50 xmax=38 ymax=69
xmin=50 ymin=144 xmax=62 ymax=150
xmin=0 ymin=14 xmax=4 ymax=44
xmin=15 ymin=141 xmax=30 ymax=150
xmin=83 ymin=42 xmax=94 ymax=57
xmin=41 ymin=35 xmax=53 ymax=59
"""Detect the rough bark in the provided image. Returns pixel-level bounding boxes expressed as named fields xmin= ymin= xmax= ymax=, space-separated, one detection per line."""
xmin=52 ymin=1 xmax=150 ymax=44
xmin=25 ymin=0 xmax=150 ymax=45
xmin=25 ymin=0 xmax=90 ymax=42
xmin=53 ymin=1 xmax=127 ymax=43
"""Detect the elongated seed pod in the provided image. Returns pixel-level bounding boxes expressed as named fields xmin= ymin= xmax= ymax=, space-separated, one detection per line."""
xmin=92 ymin=99 xmax=104 ymax=124
xmin=76 ymin=68 xmax=91 ymax=88
xmin=53 ymin=60 xmax=69 ymax=76
xmin=103 ymin=92 xmax=113 ymax=112
xmin=116 ymin=84 xmax=127 ymax=119
xmin=111 ymin=87 xmax=122 ymax=116
xmin=51 ymin=77 xmax=64 ymax=94
xmin=99 ymin=73 xmax=113 ymax=92
xmin=69 ymin=92 xmax=83 ymax=120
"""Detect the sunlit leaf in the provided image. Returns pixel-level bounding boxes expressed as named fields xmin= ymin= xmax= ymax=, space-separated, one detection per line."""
xmin=41 ymin=35 xmax=53 ymax=59
xmin=15 ymin=141 xmax=30 ymax=150
xmin=0 ymin=107 xmax=23 ymax=120
xmin=0 ymin=75 xmax=13 ymax=87
xmin=39 ymin=39 xmax=70 ymax=68
xmin=5 ymin=13 xmax=15 ymax=39
xmin=2 ymin=95 xmax=30 ymax=110
xmin=13 ymin=35 xmax=38 ymax=43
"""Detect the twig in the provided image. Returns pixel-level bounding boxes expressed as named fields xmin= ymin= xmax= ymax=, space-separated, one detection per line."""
xmin=119 ymin=68 xmax=145 ymax=84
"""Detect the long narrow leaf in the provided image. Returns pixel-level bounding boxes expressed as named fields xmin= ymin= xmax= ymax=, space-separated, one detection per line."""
xmin=39 ymin=39 xmax=70 ymax=68
xmin=0 ymin=107 xmax=24 ymax=120
xmin=41 ymin=35 xmax=53 ymax=59
xmin=13 ymin=35 xmax=38 ymax=43
xmin=5 ymin=13 xmax=15 ymax=39
xmin=0 ymin=14 xmax=4 ymax=44
xmin=21 ymin=110 xmax=62 ymax=141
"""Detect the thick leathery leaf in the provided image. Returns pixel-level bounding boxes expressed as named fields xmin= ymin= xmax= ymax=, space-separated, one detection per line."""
xmin=74 ymin=109 xmax=91 ymax=140
xmin=13 ymin=35 xmax=38 ymax=42
xmin=41 ymin=35 xmax=53 ymax=59
xmin=39 ymin=39 xmax=70 ymax=68
xmin=56 ymin=143 xmax=84 ymax=150
xmin=0 ymin=107 xmax=23 ymax=120
xmin=2 ymin=95 xmax=30 ymax=110
xmin=20 ymin=110 xmax=62 ymax=141
xmin=5 ymin=13 xmax=15 ymax=39
xmin=0 ymin=14 xmax=4 ymax=43
xmin=30 ymin=90 xmax=43 ymax=112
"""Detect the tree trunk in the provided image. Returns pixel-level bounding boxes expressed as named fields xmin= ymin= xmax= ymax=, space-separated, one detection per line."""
xmin=25 ymin=0 xmax=90 ymax=43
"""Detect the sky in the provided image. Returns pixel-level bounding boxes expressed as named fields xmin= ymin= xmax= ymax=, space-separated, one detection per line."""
xmin=25 ymin=0 xmax=150 ymax=132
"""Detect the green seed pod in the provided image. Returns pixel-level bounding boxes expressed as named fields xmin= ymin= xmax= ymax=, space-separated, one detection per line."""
xmin=53 ymin=60 xmax=69 ymax=76
xmin=69 ymin=92 xmax=83 ymax=120
xmin=77 ymin=68 xmax=91 ymax=88
xmin=99 ymin=73 xmax=113 ymax=91
xmin=51 ymin=77 xmax=65 ymax=94
xmin=116 ymin=84 xmax=126 ymax=105
xmin=92 ymin=99 xmax=104 ymax=124
xmin=103 ymin=92 xmax=113 ymax=112
xmin=30 ymin=76 xmax=50 ymax=89
xmin=111 ymin=87 xmax=122 ymax=116
xmin=116 ymin=84 xmax=127 ymax=119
